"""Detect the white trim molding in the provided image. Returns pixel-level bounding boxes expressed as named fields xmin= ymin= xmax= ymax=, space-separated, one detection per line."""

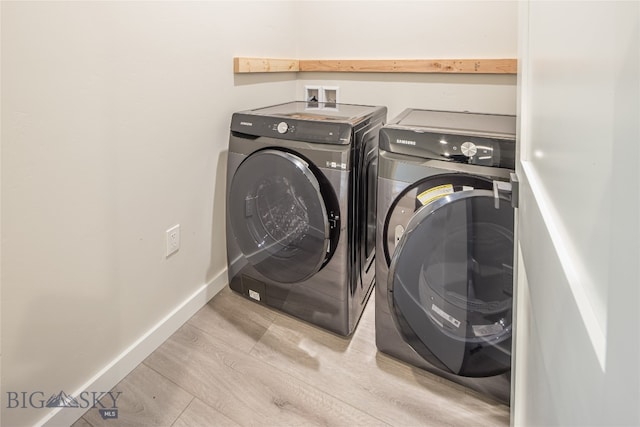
xmin=38 ymin=269 xmax=228 ymax=427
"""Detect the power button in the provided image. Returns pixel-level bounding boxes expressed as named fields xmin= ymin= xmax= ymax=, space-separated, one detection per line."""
xmin=277 ymin=122 xmax=289 ymax=134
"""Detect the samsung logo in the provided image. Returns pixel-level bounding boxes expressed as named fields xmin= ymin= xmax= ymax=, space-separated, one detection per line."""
xmin=240 ymin=121 xmax=253 ymax=126
xmin=396 ymin=139 xmax=416 ymax=146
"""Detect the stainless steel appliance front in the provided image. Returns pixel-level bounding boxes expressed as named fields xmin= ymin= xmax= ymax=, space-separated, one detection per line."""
xmin=375 ymin=108 xmax=516 ymax=403
xmin=227 ymin=102 xmax=386 ymax=336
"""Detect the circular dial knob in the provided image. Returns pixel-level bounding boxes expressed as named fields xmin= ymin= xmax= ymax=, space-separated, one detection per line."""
xmin=461 ymin=141 xmax=478 ymax=157
xmin=277 ymin=121 xmax=289 ymax=134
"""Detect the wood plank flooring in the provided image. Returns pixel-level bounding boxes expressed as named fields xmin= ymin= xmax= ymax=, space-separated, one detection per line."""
xmin=72 ymin=287 xmax=509 ymax=426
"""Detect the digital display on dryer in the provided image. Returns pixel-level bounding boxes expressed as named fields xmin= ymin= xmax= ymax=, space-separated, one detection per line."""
xmin=294 ymin=122 xmax=344 ymax=143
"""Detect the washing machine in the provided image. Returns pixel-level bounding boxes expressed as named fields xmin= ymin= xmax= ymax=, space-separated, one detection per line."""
xmin=375 ymin=108 xmax=516 ymax=404
xmin=227 ymin=101 xmax=386 ymax=336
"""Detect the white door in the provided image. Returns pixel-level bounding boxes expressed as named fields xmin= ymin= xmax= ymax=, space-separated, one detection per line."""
xmin=514 ymin=1 xmax=639 ymax=425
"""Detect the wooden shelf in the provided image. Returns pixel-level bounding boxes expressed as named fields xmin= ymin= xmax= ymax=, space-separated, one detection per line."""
xmin=233 ymin=57 xmax=299 ymax=73
xmin=234 ymin=57 xmax=517 ymax=74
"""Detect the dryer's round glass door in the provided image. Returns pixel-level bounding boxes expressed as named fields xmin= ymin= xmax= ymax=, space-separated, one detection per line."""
xmin=228 ymin=149 xmax=332 ymax=284
xmin=389 ymin=189 xmax=514 ymax=377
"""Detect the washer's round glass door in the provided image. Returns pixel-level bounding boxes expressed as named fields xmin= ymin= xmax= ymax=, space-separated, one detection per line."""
xmin=389 ymin=189 xmax=514 ymax=377
xmin=228 ymin=149 xmax=331 ymax=284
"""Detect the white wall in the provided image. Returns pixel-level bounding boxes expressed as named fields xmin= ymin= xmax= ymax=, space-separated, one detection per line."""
xmin=1 ymin=2 xmax=296 ymax=426
xmin=295 ymin=1 xmax=518 ymax=118
xmin=515 ymin=1 xmax=639 ymax=425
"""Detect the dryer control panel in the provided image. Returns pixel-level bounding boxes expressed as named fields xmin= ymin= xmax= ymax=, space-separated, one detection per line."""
xmin=379 ymin=128 xmax=516 ymax=170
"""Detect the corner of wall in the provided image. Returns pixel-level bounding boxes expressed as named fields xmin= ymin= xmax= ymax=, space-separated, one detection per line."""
xmin=38 ymin=269 xmax=227 ymax=427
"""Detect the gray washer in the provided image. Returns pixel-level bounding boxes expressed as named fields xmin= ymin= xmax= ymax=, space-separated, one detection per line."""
xmin=375 ymin=108 xmax=516 ymax=404
xmin=227 ymin=101 xmax=386 ymax=336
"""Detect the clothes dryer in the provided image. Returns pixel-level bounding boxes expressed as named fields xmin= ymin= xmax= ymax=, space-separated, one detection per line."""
xmin=375 ymin=108 xmax=516 ymax=403
xmin=227 ymin=101 xmax=386 ymax=336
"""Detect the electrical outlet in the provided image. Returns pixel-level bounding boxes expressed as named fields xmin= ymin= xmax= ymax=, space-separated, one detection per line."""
xmin=166 ymin=224 xmax=180 ymax=257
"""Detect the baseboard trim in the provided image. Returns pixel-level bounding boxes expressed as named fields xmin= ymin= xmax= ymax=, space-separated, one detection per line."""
xmin=37 ymin=269 xmax=228 ymax=427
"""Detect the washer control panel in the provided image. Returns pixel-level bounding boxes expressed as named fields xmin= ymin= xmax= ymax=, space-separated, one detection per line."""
xmin=272 ymin=121 xmax=296 ymax=135
xmin=231 ymin=113 xmax=352 ymax=145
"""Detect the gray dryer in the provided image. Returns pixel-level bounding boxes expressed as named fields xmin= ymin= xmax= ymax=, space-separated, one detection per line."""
xmin=375 ymin=108 xmax=516 ymax=404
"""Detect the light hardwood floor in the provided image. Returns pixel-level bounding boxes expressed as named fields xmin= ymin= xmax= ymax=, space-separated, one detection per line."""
xmin=72 ymin=287 xmax=510 ymax=426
